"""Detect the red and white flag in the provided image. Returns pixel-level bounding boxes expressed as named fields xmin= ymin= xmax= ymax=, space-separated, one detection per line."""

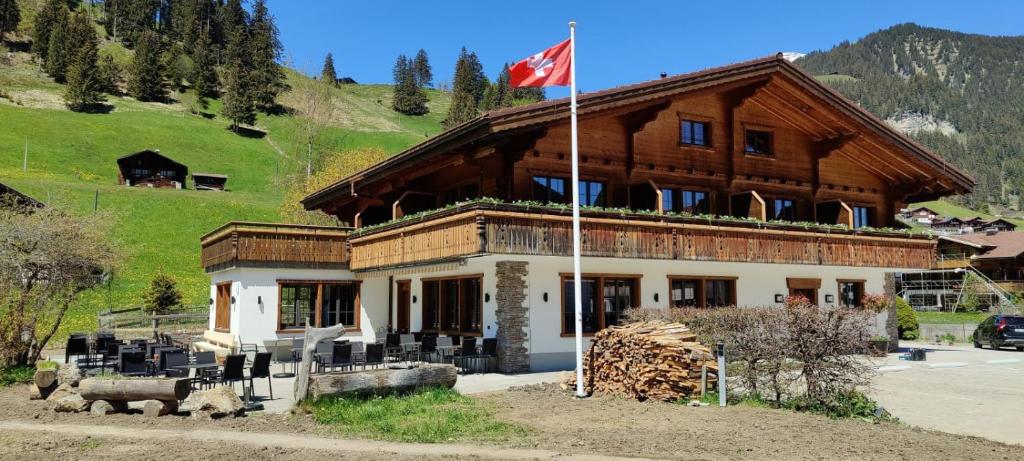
xmin=509 ymin=39 xmax=572 ymax=88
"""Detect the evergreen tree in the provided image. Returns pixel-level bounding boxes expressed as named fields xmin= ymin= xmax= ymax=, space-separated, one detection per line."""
xmin=216 ymin=0 xmax=246 ymax=46
xmin=127 ymin=29 xmax=167 ymax=101
xmin=221 ymin=24 xmax=255 ymax=130
xmin=444 ymin=47 xmax=487 ymax=129
xmin=96 ymin=54 xmax=121 ymax=94
xmin=43 ymin=5 xmax=70 ymax=82
xmin=32 ymin=0 xmax=62 ymax=58
xmin=162 ymin=41 xmax=191 ymax=91
xmin=121 ymin=0 xmax=159 ymax=46
xmin=392 ymin=54 xmax=428 ymax=115
xmin=189 ymin=29 xmax=217 ymax=103
xmin=481 ymin=63 xmax=544 ymax=111
xmin=0 ymin=0 xmax=20 ymax=43
xmin=413 ymin=48 xmax=432 ymax=87
xmin=321 ymin=52 xmax=337 ymax=85
xmin=63 ymin=15 xmax=104 ymax=112
xmin=248 ymin=0 xmax=286 ymax=111
xmin=143 ymin=271 xmax=182 ymax=314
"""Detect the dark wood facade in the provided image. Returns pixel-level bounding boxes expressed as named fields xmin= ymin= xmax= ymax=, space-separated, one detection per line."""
xmin=0 ymin=182 xmax=44 ymax=210
xmin=304 ymin=55 xmax=973 ymax=230
xmin=192 ymin=173 xmax=229 ymax=191
xmin=200 ymin=222 xmax=350 ymax=272
xmin=117 ymin=150 xmax=188 ymax=188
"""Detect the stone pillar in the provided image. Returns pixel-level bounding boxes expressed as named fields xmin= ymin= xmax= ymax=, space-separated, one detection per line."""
xmin=883 ymin=272 xmax=899 ymax=352
xmin=495 ymin=261 xmax=530 ymax=373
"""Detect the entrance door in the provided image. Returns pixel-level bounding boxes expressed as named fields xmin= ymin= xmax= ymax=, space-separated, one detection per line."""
xmin=396 ymin=280 xmax=411 ymax=333
xmin=215 ymin=283 xmax=231 ymax=331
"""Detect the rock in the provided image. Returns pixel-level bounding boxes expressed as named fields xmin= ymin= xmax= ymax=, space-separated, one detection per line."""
xmin=46 ymin=383 xmax=78 ymax=402
xmin=53 ymin=394 xmax=91 ymax=413
xmin=89 ymin=400 xmax=127 ymax=416
xmin=29 ymin=383 xmax=43 ymax=400
xmin=58 ymin=363 xmax=82 ymax=387
xmin=142 ymin=399 xmax=178 ymax=417
xmin=180 ymin=386 xmax=244 ymax=419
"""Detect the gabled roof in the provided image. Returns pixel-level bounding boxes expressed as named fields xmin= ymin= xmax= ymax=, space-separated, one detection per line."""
xmin=116 ymin=150 xmax=187 ymax=169
xmin=940 ymin=231 xmax=1024 ymax=260
xmin=303 ymin=53 xmax=975 ymax=210
xmin=907 ymin=206 xmax=940 ymax=214
xmin=0 ymin=182 xmax=44 ymax=208
xmin=932 ymin=217 xmax=963 ymax=226
xmin=192 ymin=172 xmax=228 ymax=179
xmin=982 ymin=218 xmax=1017 ymax=228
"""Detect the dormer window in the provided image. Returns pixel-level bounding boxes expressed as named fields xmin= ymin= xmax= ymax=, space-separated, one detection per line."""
xmin=680 ymin=120 xmax=709 ymax=147
xmin=744 ymin=129 xmax=773 ymax=156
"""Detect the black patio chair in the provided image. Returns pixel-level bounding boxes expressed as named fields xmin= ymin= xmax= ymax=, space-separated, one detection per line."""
xmin=478 ymin=338 xmax=497 ymax=373
xmin=193 ymin=351 xmax=218 ymax=389
xmin=163 ymin=351 xmax=189 ymax=378
xmin=219 ymin=354 xmax=247 ymax=396
xmin=329 ymin=342 xmax=353 ymax=371
xmin=119 ymin=350 xmax=149 ymax=377
xmin=435 ymin=336 xmax=455 ymax=364
xmin=413 ymin=331 xmax=424 ymax=342
xmin=247 ymin=352 xmax=273 ymax=400
xmin=455 ymin=337 xmax=477 ymax=373
xmin=364 ymin=343 xmax=385 ymax=369
xmin=313 ymin=340 xmax=334 ymax=373
xmin=450 ymin=335 xmax=462 ymax=346
xmin=65 ymin=336 xmax=90 ymax=367
xmin=385 ymin=333 xmax=402 ymax=361
xmin=419 ymin=335 xmax=437 ymax=363
xmin=100 ymin=340 xmax=124 ymax=372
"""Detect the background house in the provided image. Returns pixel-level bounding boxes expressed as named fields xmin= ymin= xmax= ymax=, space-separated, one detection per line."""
xmin=192 ymin=173 xmax=229 ymax=191
xmin=116 ymin=150 xmax=188 ymax=189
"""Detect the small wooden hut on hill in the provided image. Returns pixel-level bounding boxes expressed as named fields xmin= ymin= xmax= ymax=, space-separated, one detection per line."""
xmin=116 ymin=150 xmax=188 ymax=189
xmin=192 ymin=173 xmax=228 ymax=191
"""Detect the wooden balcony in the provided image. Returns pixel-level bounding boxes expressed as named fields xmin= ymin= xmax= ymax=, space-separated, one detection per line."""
xmin=200 ymin=222 xmax=350 ymax=272
xmin=348 ymin=203 xmax=936 ymax=271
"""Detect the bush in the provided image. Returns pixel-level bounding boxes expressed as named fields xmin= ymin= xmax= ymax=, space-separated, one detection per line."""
xmin=626 ymin=305 xmax=875 ymax=409
xmin=0 ymin=366 xmax=36 ymax=387
xmin=783 ymin=391 xmax=893 ymax=421
xmin=143 ymin=271 xmax=182 ymax=314
xmin=895 ymin=297 xmax=919 ymax=340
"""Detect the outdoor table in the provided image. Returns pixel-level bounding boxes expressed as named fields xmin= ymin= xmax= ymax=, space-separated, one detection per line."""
xmin=173 ymin=362 xmax=221 ymax=388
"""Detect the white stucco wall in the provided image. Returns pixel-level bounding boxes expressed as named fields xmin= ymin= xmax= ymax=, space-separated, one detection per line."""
xmin=208 ymin=256 xmax=910 ymax=370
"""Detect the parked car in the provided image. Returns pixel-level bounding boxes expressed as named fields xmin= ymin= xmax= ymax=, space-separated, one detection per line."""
xmin=972 ymin=315 xmax=1024 ymax=350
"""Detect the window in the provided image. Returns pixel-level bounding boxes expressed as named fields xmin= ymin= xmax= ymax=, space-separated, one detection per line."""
xmin=421 ymin=276 xmax=483 ymax=335
xmin=838 ymin=280 xmax=865 ymax=307
xmin=279 ymin=281 xmax=360 ymax=331
xmin=669 ymin=277 xmax=736 ymax=308
xmin=660 ymin=189 xmax=709 ymax=214
xmin=680 ymin=120 xmax=709 ymax=147
xmin=532 ymin=176 xmax=568 ymax=204
xmin=562 ymin=275 xmax=639 ymax=334
xmin=744 ymin=129 xmax=773 ymax=155
xmin=772 ymin=198 xmax=797 ymax=221
xmin=853 ymin=206 xmax=874 ymax=228
xmin=131 ymin=168 xmax=151 ymax=177
xmin=279 ymin=284 xmax=315 ymax=330
xmin=158 ymin=170 xmax=177 ymax=178
xmin=579 ymin=180 xmax=606 ymax=206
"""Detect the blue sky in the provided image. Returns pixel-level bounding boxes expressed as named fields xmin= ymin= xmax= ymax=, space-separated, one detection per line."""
xmin=268 ymin=0 xmax=1024 ymax=98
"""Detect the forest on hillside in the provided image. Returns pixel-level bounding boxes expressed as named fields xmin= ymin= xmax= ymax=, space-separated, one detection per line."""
xmin=796 ymin=23 xmax=1024 ymax=212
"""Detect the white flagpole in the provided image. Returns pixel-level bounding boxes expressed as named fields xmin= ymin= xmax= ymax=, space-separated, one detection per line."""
xmin=569 ymin=20 xmax=585 ymax=399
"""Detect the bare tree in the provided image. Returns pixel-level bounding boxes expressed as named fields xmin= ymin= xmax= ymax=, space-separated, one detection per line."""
xmin=289 ymin=75 xmax=336 ymax=177
xmin=0 ymin=201 xmax=118 ymax=366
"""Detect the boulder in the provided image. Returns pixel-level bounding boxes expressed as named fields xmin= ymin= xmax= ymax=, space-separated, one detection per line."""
xmin=46 ymin=383 xmax=78 ymax=402
xmin=29 ymin=383 xmax=43 ymax=400
xmin=89 ymin=399 xmax=127 ymax=416
xmin=53 ymin=394 xmax=91 ymax=413
xmin=141 ymin=399 xmax=178 ymax=417
xmin=58 ymin=363 xmax=82 ymax=387
xmin=180 ymin=386 xmax=244 ymax=419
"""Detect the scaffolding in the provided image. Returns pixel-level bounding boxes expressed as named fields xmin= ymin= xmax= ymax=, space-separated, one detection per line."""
xmin=899 ymin=265 xmax=1019 ymax=313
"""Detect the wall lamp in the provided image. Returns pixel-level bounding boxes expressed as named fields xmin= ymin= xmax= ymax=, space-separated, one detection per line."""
xmin=774 ymin=294 xmax=785 ymax=303
xmin=543 ymin=292 xmax=549 ymax=302
xmin=412 ymin=295 xmax=418 ymax=304
xmin=825 ymin=294 xmax=835 ymax=303
xmin=653 ymin=293 xmax=660 ymax=303
xmin=485 ymin=293 xmax=491 ymax=303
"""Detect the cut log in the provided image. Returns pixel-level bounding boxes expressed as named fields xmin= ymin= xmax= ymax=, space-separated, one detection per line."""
xmin=89 ymin=400 xmax=126 ymax=416
xmin=293 ymin=322 xmax=349 ymax=403
xmin=33 ymin=369 xmax=57 ymax=389
xmin=307 ymin=363 xmax=458 ymax=399
xmin=79 ymin=378 xmax=190 ymax=402
xmin=566 ymin=320 xmax=718 ymax=402
xmin=142 ymin=399 xmax=178 ymax=417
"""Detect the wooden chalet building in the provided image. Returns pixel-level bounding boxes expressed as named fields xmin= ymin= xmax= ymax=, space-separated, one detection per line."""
xmin=200 ymin=55 xmax=973 ymax=371
xmin=192 ymin=172 xmax=229 ymax=191
xmin=117 ymin=150 xmax=188 ymax=189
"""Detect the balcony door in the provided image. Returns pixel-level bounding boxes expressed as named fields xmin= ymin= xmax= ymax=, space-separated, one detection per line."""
xmin=215 ymin=282 xmax=231 ymax=332
xmin=396 ymin=280 xmax=411 ymax=333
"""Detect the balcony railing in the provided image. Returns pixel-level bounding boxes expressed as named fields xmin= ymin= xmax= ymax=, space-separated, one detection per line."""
xmin=200 ymin=222 xmax=350 ymax=272
xmin=348 ymin=203 xmax=936 ymax=271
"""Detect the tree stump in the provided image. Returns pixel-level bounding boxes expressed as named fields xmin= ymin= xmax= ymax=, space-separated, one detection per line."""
xmin=142 ymin=400 xmax=178 ymax=417
xmin=80 ymin=378 xmax=190 ymax=402
xmin=33 ymin=369 xmax=57 ymax=389
xmin=307 ymin=364 xmax=458 ymax=399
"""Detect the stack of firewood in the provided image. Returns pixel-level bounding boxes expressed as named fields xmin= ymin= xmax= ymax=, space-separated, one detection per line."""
xmin=566 ymin=321 xmax=718 ymax=401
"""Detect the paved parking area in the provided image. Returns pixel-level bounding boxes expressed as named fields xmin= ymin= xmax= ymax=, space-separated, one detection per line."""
xmin=871 ymin=342 xmax=1024 ymax=445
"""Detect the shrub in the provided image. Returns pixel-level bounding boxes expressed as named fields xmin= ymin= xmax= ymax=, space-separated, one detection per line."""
xmin=895 ymin=297 xmax=919 ymax=340
xmin=143 ymin=271 xmax=182 ymax=314
xmin=861 ymin=294 xmax=890 ymax=313
xmin=0 ymin=366 xmax=36 ymax=387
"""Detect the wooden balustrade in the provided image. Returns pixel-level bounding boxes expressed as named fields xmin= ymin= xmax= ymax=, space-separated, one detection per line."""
xmin=345 ymin=205 xmax=936 ymax=271
xmin=200 ymin=222 xmax=349 ymax=272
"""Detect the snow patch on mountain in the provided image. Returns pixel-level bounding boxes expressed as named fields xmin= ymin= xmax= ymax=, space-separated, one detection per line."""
xmin=781 ymin=52 xmax=806 ymax=62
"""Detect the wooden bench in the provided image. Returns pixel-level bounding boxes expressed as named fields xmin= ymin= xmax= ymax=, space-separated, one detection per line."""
xmin=192 ymin=330 xmax=237 ymax=360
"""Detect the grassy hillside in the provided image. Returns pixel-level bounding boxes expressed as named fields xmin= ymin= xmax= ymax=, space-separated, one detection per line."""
xmin=904 ymin=199 xmax=1024 ymax=232
xmin=1 ymin=45 xmax=449 ymax=337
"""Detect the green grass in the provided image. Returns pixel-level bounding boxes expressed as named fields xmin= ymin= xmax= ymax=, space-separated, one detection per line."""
xmin=0 ymin=366 xmax=36 ymax=388
xmin=0 ymin=47 xmax=448 ymax=340
xmin=306 ymin=387 xmax=528 ymax=443
xmin=916 ymin=311 xmax=987 ymax=325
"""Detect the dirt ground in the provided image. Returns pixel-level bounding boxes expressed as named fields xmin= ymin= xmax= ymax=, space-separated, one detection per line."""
xmin=0 ymin=383 xmax=1020 ymax=461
